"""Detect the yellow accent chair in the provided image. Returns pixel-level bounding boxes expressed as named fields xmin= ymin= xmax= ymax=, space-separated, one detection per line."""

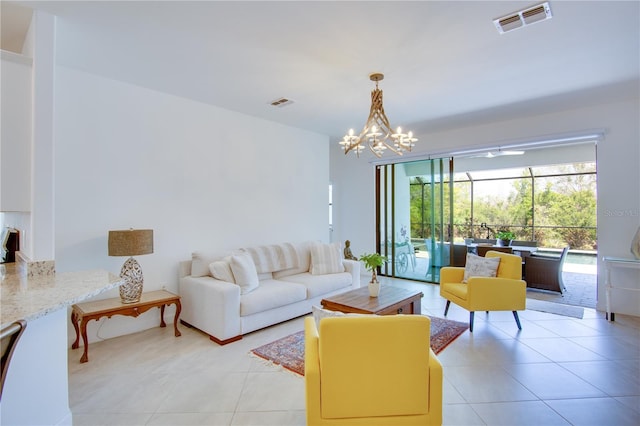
xmin=304 ymin=315 xmax=443 ymax=425
xmin=440 ymin=251 xmax=526 ymax=332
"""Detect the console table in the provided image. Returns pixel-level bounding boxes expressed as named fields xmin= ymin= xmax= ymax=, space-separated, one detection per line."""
xmin=603 ymin=256 xmax=640 ymax=321
xmin=71 ymin=290 xmax=181 ymax=362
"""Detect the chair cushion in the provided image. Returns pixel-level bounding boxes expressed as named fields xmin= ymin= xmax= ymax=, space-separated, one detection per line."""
xmin=441 ymin=282 xmax=468 ymax=301
xmin=463 ymin=253 xmax=500 ymax=283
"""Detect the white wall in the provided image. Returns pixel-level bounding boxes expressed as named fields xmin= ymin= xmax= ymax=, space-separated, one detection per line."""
xmin=0 ymin=51 xmax=32 ymax=214
xmin=331 ymin=97 xmax=640 ymax=317
xmin=55 ymin=66 xmax=330 ymax=343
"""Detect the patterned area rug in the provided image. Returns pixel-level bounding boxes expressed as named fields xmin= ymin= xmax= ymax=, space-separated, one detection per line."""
xmin=250 ymin=316 xmax=468 ymax=376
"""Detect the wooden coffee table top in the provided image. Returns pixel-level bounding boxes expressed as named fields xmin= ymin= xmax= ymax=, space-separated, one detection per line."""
xmin=321 ymin=285 xmax=423 ymax=315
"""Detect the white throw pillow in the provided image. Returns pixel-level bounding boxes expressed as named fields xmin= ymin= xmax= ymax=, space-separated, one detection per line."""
xmin=310 ymin=242 xmax=345 ymax=275
xmin=230 ymin=252 xmax=259 ymax=294
xmin=209 ymin=257 xmax=235 ymax=283
xmin=463 ymin=253 xmax=501 ymax=283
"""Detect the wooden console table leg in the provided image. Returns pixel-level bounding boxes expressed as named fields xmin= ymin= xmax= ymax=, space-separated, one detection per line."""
xmin=173 ymin=301 xmax=182 ymax=337
xmin=160 ymin=305 xmax=167 ymax=328
xmin=80 ymin=319 xmax=89 ymax=363
xmin=71 ymin=309 xmax=80 ymax=349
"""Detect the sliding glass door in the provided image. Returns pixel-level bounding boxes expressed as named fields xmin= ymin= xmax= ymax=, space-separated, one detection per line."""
xmin=376 ymin=157 xmax=454 ymax=282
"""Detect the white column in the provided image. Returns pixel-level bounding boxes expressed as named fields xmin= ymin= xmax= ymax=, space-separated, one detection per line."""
xmin=30 ymin=10 xmax=56 ymax=262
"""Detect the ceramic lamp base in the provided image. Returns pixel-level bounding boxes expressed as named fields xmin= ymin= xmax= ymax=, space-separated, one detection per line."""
xmin=119 ymin=257 xmax=144 ymax=304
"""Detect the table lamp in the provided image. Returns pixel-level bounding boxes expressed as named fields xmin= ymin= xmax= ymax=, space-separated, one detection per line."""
xmin=108 ymin=229 xmax=154 ymax=303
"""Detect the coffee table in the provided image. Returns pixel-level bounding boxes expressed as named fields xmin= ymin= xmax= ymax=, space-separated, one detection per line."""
xmin=321 ymin=285 xmax=423 ymax=315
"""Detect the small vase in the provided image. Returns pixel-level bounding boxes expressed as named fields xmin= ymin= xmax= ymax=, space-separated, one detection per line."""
xmin=369 ymin=280 xmax=381 ymax=297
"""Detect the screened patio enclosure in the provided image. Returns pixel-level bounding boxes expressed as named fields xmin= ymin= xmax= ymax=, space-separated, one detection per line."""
xmin=374 ymin=142 xmax=597 ymax=284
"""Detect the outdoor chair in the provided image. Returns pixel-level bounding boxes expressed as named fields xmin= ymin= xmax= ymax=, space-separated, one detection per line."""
xmin=524 ymin=246 xmax=570 ymax=293
xmin=304 ymin=315 xmax=443 ymax=425
xmin=440 ymin=251 xmax=526 ymax=332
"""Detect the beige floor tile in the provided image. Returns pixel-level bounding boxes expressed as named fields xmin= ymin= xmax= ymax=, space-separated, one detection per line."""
xmin=147 ymin=412 xmax=234 ymax=426
xmin=444 ymin=365 xmax=537 ymax=403
xmin=230 ymin=410 xmax=306 ymax=426
xmin=518 ymin=337 xmax=606 ymax=362
xmin=470 ymin=401 xmax=571 ymax=425
xmin=558 ymin=359 xmax=640 ymax=397
xmin=236 ymin=371 xmax=305 ymax=412
xmin=502 ymin=362 xmax=606 ymax=399
xmin=616 ymin=396 xmax=640 ymax=413
xmin=545 ymin=397 xmax=640 ymax=425
xmin=156 ymin=370 xmax=247 ymax=413
xmin=72 ymin=412 xmax=153 ymax=426
xmin=443 ymin=403 xmax=485 ymax=425
xmin=568 ymin=335 xmax=640 ymax=359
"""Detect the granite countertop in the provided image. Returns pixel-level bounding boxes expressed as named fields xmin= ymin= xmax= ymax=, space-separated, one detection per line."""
xmin=1 ymin=263 xmax=124 ymax=329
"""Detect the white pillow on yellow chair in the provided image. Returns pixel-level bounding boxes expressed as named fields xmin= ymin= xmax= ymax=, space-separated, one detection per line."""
xmin=462 ymin=253 xmax=500 ymax=283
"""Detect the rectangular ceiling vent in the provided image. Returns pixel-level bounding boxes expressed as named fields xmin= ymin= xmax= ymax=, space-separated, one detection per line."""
xmin=494 ymin=2 xmax=552 ymax=34
xmin=269 ymin=97 xmax=294 ymax=108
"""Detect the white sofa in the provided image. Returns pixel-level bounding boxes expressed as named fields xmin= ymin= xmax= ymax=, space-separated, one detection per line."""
xmin=178 ymin=241 xmax=360 ymax=344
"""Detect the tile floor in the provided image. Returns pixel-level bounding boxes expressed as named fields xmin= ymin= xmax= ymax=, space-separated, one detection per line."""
xmin=68 ymin=277 xmax=640 ymax=426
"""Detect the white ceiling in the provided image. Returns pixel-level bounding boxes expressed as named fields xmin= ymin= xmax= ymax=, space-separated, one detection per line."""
xmin=4 ymin=1 xmax=640 ymax=139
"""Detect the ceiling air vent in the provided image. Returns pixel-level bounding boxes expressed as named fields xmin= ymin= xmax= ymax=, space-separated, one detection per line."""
xmin=494 ymin=2 xmax=552 ymax=34
xmin=269 ymin=97 xmax=294 ymax=108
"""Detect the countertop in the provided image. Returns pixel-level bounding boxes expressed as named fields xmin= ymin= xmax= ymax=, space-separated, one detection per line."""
xmin=1 ymin=263 xmax=124 ymax=329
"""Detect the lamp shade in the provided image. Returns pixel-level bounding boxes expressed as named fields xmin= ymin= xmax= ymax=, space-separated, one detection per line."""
xmin=108 ymin=229 xmax=153 ymax=257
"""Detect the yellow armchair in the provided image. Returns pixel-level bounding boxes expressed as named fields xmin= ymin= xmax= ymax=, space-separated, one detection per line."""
xmin=439 ymin=251 xmax=526 ymax=332
xmin=304 ymin=315 xmax=443 ymax=425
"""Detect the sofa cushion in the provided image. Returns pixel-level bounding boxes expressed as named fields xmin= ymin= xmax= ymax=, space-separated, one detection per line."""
xmin=209 ymin=257 xmax=235 ymax=283
xmin=310 ymin=242 xmax=345 ymax=275
xmin=277 ymin=272 xmax=352 ymax=298
xmin=273 ymin=241 xmax=313 ymax=278
xmin=230 ymin=252 xmax=260 ymax=294
xmin=240 ymin=279 xmax=307 ymax=316
xmin=242 ymin=243 xmax=299 ymax=274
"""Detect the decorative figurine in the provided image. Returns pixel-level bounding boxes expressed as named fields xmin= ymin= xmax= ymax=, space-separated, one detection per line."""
xmin=343 ymin=240 xmax=358 ymax=260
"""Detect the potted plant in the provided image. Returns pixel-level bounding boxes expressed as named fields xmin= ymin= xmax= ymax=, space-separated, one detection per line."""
xmin=360 ymin=252 xmax=385 ymax=297
xmin=495 ymin=230 xmax=516 ymax=247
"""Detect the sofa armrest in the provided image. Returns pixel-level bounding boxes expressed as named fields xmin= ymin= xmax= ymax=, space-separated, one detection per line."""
xmin=342 ymin=259 xmax=361 ymax=288
xmin=178 ymin=276 xmax=242 ymax=342
xmin=304 ymin=316 xmax=322 ymax=424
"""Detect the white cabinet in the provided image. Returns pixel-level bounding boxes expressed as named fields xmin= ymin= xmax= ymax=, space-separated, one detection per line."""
xmin=1 ymin=51 xmax=32 ymax=212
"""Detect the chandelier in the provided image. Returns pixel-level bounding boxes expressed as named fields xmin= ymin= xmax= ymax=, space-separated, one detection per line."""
xmin=340 ymin=73 xmax=417 ymax=158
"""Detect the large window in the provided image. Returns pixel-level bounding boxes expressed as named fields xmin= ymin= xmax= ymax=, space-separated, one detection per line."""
xmin=449 ymin=162 xmax=597 ymax=249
